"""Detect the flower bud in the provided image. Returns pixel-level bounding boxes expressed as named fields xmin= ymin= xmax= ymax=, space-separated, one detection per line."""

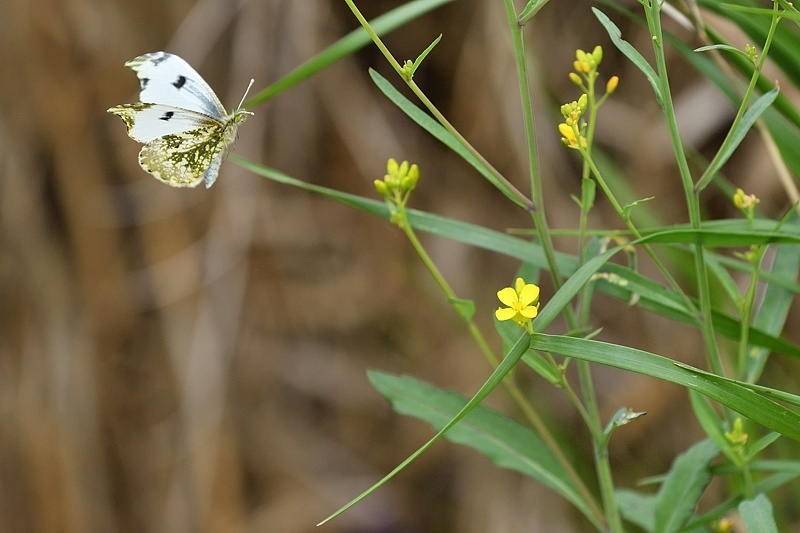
xmin=374 ymin=179 xmax=389 ymax=197
xmin=592 ymin=45 xmax=603 ymax=66
xmin=606 ymin=75 xmax=619 ymax=94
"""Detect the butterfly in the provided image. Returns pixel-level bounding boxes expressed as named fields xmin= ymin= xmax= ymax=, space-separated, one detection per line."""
xmin=108 ymin=51 xmax=253 ymax=188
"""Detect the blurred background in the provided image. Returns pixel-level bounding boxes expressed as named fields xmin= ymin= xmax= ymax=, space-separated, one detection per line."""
xmin=2 ymin=0 xmax=799 ymax=531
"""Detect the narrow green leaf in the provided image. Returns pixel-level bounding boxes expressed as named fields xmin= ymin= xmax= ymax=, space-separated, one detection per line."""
xmin=528 ymin=334 xmax=800 ymax=441
xmin=739 ymin=494 xmax=779 ymax=533
xmin=747 ymin=433 xmax=781 ymax=461
xmin=411 ymin=34 xmax=442 ymax=74
xmin=689 ymin=389 xmax=739 ymax=466
xmin=318 ymin=333 xmax=530 ymax=525
xmin=518 ymin=0 xmax=550 ymax=25
xmin=368 ymin=371 xmax=600 ymax=527
xmin=616 ymin=489 xmax=656 ymax=531
xmin=448 ymin=296 xmax=475 ymax=322
xmin=694 ymin=43 xmax=753 ymax=60
xmin=592 ymin=7 xmax=662 ymax=104
xmin=655 ymin=439 xmax=719 ymax=533
xmin=233 ymin=160 xmax=800 ymax=360
xmin=697 ymin=87 xmax=780 ymax=191
xmin=244 ymin=0 xmax=453 ymax=107
xmin=746 ymin=222 xmax=800 ymax=380
xmin=369 ymin=69 xmax=526 ymax=207
xmin=686 ymin=467 xmax=799 ymax=529
xmin=720 ymin=3 xmax=800 ymax=22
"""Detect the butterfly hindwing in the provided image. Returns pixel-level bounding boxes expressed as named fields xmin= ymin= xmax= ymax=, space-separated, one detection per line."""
xmin=138 ymin=124 xmax=229 ymax=188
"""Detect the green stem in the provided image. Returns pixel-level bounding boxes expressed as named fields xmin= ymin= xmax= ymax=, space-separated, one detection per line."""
xmin=643 ymin=1 xmax=725 ymax=377
xmin=694 ymin=1 xmax=782 ymax=192
xmin=343 ymin=0 xmax=532 ymax=210
xmin=393 ymin=204 xmax=604 ymax=526
xmin=501 ymin=0 xmax=568 ymax=298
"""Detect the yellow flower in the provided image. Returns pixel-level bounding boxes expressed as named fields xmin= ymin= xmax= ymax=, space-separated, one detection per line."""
xmin=733 ymin=188 xmax=759 ymax=211
xmin=559 ymin=122 xmax=587 ymax=149
xmin=495 ymin=278 xmax=540 ymax=328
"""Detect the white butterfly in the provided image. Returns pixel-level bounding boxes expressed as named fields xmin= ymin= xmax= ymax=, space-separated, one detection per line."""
xmin=108 ymin=51 xmax=253 ymax=188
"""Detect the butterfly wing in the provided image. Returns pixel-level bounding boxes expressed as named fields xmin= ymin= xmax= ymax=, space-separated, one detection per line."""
xmin=137 ymin=122 xmax=234 ymax=188
xmin=124 ymin=52 xmax=228 ymax=120
xmin=108 ymin=103 xmax=221 ymax=142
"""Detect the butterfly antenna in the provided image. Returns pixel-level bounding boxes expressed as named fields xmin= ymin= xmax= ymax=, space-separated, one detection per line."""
xmin=238 ymin=79 xmax=255 ymax=111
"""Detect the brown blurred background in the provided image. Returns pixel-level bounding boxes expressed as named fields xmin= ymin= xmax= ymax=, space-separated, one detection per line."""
xmin=2 ymin=0 xmax=798 ymax=531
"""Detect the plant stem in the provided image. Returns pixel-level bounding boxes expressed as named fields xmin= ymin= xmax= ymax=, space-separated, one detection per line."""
xmin=343 ymin=0 xmax=533 ymax=211
xmin=501 ymin=0 xmax=569 ymax=298
xmin=643 ymin=1 xmax=725 ymax=378
xmin=394 ymin=204 xmax=605 ymax=526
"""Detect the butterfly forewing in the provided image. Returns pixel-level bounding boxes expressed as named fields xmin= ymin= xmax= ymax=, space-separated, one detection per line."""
xmin=125 ymin=52 xmax=228 ymax=120
xmin=108 ymin=103 xmax=221 ymax=142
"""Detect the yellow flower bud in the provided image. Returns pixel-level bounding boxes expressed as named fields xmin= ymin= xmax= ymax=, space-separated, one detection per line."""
xmin=569 ymin=72 xmax=582 ymax=86
xmin=606 ymin=75 xmax=619 ymax=94
xmin=387 ymin=158 xmax=398 ymax=175
xmin=374 ymin=179 xmax=389 ymax=197
xmin=592 ymin=45 xmax=603 ymax=65
xmin=403 ymin=164 xmax=420 ymax=191
xmin=578 ymin=93 xmax=588 ymax=112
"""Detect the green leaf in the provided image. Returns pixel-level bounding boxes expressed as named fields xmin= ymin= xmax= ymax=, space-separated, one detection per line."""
xmin=616 ymin=489 xmax=656 ymax=531
xmin=244 ymin=0 xmax=453 ymax=107
xmin=747 ymin=432 xmax=781 ymax=461
xmin=739 ymin=494 xmax=779 ymax=533
xmin=719 ymin=2 xmax=800 ymax=23
xmin=410 ymin=34 xmax=442 ymax=75
xmin=367 ymin=371 xmax=600 ymax=527
xmin=495 ymin=315 xmax=560 ymax=384
xmin=689 ymin=389 xmax=740 ymax=466
xmin=369 ymin=69 xmax=527 ymax=208
xmin=694 ymin=43 xmax=753 ymax=61
xmin=622 ymin=196 xmax=654 ymax=220
xmin=655 ymin=439 xmax=719 ymax=533
xmin=696 ymin=87 xmax=780 ymax=191
xmin=528 ymin=334 xmax=800 ymax=441
xmin=232 ymin=159 xmax=800 ymax=360
xmin=518 ymin=0 xmax=550 ymax=25
xmin=592 ymin=7 xmax=663 ymax=105
xmin=746 ymin=219 xmax=800 ymax=381
xmin=448 ymin=296 xmax=475 ymax=322
xmin=318 ymin=333 xmax=530 ymax=525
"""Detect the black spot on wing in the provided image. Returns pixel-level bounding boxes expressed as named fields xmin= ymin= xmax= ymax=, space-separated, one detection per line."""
xmin=160 ymin=111 xmax=175 ymax=121
xmin=151 ymin=52 xmax=169 ymax=65
xmin=173 ymin=75 xmax=187 ymax=89
xmin=140 ymin=77 xmax=150 ymax=89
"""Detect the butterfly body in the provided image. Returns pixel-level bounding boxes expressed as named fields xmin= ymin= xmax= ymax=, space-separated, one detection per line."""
xmin=108 ymin=51 xmax=252 ymax=188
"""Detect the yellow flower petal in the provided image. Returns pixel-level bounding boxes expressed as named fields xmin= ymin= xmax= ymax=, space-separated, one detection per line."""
xmin=520 ymin=305 xmax=539 ymax=318
xmin=495 ymin=307 xmax=517 ymax=321
xmin=497 ymin=287 xmax=519 ymax=307
xmin=518 ymin=284 xmax=540 ymax=306
xmin=514 ymin=277 xmax=526 ymax=293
